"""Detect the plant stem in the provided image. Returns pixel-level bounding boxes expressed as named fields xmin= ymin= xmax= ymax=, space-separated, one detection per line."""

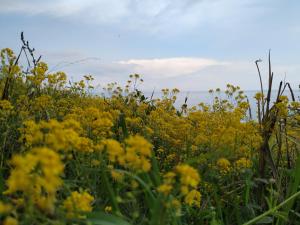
xmin=243 ymin=190 xmax=300 ymax=225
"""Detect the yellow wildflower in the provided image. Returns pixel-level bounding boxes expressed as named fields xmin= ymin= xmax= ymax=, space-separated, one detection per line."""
xmin=0 ymin=100 xmax=13 ymax=111
xmin=63 ymin=191 xmax=94 ymax=219
xmin=0 ymin=201 xmax=12 ymax=214
xmin=158 ymin=164 xmax=201 ymax=207
xmin=184 ymin=189 xmax=201 ymax=207
xmin=124 ymin=135 xmax=152 ymax=172
xmin=27 ymin=62 xmax=48 ymax=86
xmin=103 ymin=135 xmax=152 ymax=172
xmin=176 ymin=164 xmax=200 ymax=188
xmin=3 ymin=217 xmax=18 ymax=225
xmin=103 ymin=139 xmax=125 ymax=164
xmin=105 ymin=206 xmax=112 ymax=213
xmin=217 ymin=158 xmax=231 ymax=174
xmin=157 ymin=184 xmax=173 ymax=195
xmin=235 ymin=157 xmax=252 ymax=170
xmin=5 ymin=147 xmax=64 ymax=213
xmin=111 ymin=169 xmax=124 ymax=182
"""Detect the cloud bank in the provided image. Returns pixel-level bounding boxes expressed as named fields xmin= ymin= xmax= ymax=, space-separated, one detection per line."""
xmin=119 ymin=58 xmax=227 ymax=78
xmin=40 ymin=50 xmax=299 ymax=92
xmin=0 ymin=0 xmax=267 ymax=35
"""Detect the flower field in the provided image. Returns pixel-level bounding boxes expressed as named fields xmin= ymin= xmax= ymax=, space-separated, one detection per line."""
xmin=0 ymin=39 xmax=299 ymax=225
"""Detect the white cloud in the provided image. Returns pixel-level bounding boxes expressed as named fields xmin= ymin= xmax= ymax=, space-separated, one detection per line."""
xmin=0 ymin=0 xmax=266 ymax=35
xmin=28 ymin=48 xmax=300 ymax=92
xmin=119 ymin=57 xmax=227 ymax=77
xmin=0 ymin=0 xmax=131 ymax=22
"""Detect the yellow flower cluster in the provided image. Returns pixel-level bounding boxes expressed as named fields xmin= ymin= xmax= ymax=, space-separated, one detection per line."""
xmin=0 ymin=100 xmax=13 ymax=111
xmin=105 ymin=206 xmax=112 ymax=213
xmin=0 ymin=100 xmax=13 ymax=119
xmin=176 ymin=165 xmax=201 ymax=207
xmin=3 ymin=217 xmax=18 ymax=225
xmin=143 ymin=85 xmax=261 ymax=171
xmin=176 ymin=165 xmax=200 ymax=192
xmin=104 ymin=135 xmax=153 ymax=172
xmin=4 ymin=147 xmax=64 ymax=213
xmin=276 ymin=95 xmax=289 ymax=118
xmin=0 ymin=48 xmax=21 ymax=77
xmin=111 ymin=169 xmax=124 ymax=182
xmin=149 ymin=107 xmax=192 ymax=152
xmin=31 ymin=94 xmax=53 ymax=112
xmin=63 ymin=191 xmax=94 ymax=218
xmin=157 ymin=172 xmax=176 ymax=195
xmin=20 ymin=119 xmax=94 ymax=152
xmin=0 ymin=201 xmax=12 ymax=214
xmin=67 ymin=106 xmax=114 ymax=139
xmin=27 ymin=62 xmax=48 ymax=86
xmin=125 ymin=135 xmax=152 ymax=171
xmin=254 ymin=92 xmax=264 ymax=101
xmin=158 ymin=164 xmax=201 ymax=207
xmin=47 ymin=71 xmax=67 ymax=89
xmin=217 ymin=158 xmax=231 ymax=174
xmin=234 ymin=157 xmax=252 ymax=170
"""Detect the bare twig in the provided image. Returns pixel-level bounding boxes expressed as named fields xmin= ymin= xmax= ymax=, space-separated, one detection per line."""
xmin=255 ymin=59 xmax=265 ymax=119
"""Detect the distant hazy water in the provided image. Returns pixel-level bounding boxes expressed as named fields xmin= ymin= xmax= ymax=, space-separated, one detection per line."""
xmin=98 ymin=89 xmax=299 ymax=117
xmin=144 ymin=90 xmax=300 ymax=119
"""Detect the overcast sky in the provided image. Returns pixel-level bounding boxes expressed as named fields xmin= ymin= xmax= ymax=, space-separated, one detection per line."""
xmin=0 ymin=0 xmax=299 ymax=91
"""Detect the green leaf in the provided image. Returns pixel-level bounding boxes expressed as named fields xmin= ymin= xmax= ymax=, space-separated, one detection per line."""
xmin=87 ymin=212 xmax=132 ymax=225
xmin=290 ymin=210 xmax=300 ymax=218
xmin=272 ymin=211 xmax=288 ymax=221
xmin=256 ymin=216 xmax=273 ymax=224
